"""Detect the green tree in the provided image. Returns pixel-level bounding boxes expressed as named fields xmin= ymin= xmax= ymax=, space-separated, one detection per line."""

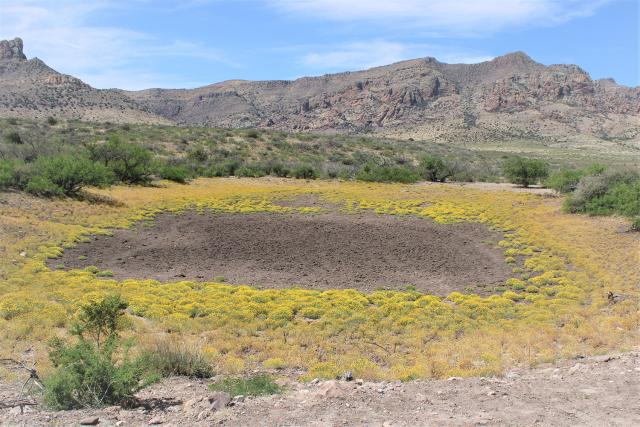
xmin=418 ymin=154 xmax=460 ymax=182
xmin=27 ymin=154 xmax=113 ymax=196
xmin=502 ymin=157 xmax=549 ymax=187
xmin=89 ymin=137 xmax=153 ymax=184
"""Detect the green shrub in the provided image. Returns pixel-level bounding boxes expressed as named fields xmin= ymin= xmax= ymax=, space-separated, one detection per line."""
xmin=4 ymin=131 xmax=22 ymax=144
xmin=236 ymin=164 xmax=268 ymax=178
xmin=565 ymin=170 xmax=640 ymax=217
xmin=209 ymin=375 xmax=281 ymax=396
xmin=631 ymin=217 xmax=640 ymax=232
xmin=545 ymin=164 xmax=607 ymax=193
xmin=583 ymin=181 xmax=640 ymax=217
xmin=27 ymin=155 xmax=113 ymax=196
xmin=292 ymin=164 xmax=318 ymax=180
xmin=356 ymin=162 xmax=418 ymax=183
xmin=545 ymin=169 xmax=584 ymax=193
xmin=44 ymin=295 xmax=153 ymax=409
xmin=142 ymin=340 xmax=214 ymax=379
xmin=0 ymin=160 xmax=15 ymax=189
xmin=502 ymin=157 xmax=549 ymax=187
xmin=89 ymin=137 xmax=152 ymax=184
xmin=159 ymin=164 xmax=190 ymax=183
xmin=207 ymin=160 xmax=241 ymax=177
xmin=25 ymin=175 xmax=64 ymax=197
xmin=47 ymin=116 xmax=58 ymax=126
xmin=418 ymin=155 xmax=459 ymax=182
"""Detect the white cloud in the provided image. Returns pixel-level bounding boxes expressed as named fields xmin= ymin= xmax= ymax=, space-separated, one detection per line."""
xmin=299 ymin=40 xmax=494 ymax=72
xmin=0 ymin=0 xmax=234 ymax=89
xmin=266 ymin=0 xmax=610 ymax=34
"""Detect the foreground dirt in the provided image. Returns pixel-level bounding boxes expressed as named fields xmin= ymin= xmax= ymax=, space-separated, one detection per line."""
xmin=1 ymin=351 xmax=638 ymax=426
xmin=51 ymin=211 xmax=511 ymax=295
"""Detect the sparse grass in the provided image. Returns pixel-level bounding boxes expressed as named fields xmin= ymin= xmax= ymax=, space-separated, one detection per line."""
xmin=142 ymin=340 xmax=214 ymax=379
xmin=209 ymin=375 xmax=282 ymax=396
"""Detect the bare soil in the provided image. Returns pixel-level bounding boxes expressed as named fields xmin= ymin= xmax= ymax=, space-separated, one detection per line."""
xmin=51 ymin=210 xmax=511 ymax=295
xmin=1 ymin=351 xmax=638 ymax=426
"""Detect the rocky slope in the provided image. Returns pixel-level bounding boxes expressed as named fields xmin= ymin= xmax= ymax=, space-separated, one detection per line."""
xmin=1 ymin=37 xmax=638 ymax=145
xmin=0 ymin=38 xmax=169 ymax=124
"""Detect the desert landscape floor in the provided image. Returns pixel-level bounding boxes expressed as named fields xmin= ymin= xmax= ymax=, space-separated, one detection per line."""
xmin=50 ymin=210 xmax=511 ymax=295
xmin=1 ymin=351 xmax=638 ymax=426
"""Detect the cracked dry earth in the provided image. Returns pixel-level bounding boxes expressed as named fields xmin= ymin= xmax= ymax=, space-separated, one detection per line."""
xmin=1 ymin=351 xmax=638 ymax=426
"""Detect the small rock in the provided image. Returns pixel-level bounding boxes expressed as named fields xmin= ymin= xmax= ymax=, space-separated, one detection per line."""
xmin=593 ymin=355 xmax=616 ymax=363
xmin=232 ymin=395 xmax=245 ymax=404
xmin=377 ymin=388 xmax=385 ymax=394
xmin=341 ymin=371 xmax=353 ymax=381
xmin=79 ymin=417 xmax=100 ymax=425
xmin=183 ymin=397 xmax=203 ymax=409
xmin=19 ymin=251 xmax=27 ymax=257
xmin=487 ymin=390 xmax=497 ymax=396
xmin=148 ymin=417 xmax=163 ymax=425
xmin=208 ymin=391 xmax=231 ymax=410
xmin=505 ymin=371 xmax=520 ymax=380
xmin=569 ymin=363 xmax=587 ymax=374
xmin=447 ymin=376 xmax=463 ymax=381
xmin=116 ymin=422 xmax=126 ymax=427
xmin=310 ymin=378 xmax=320 ymax=384
xmin=355 ymin=378 xmax=364 ymax=385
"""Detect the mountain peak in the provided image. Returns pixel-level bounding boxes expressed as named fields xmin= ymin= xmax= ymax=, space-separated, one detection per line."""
xmin=491 ymin=51 xmax=535 ymax=65
xmin=0 ymin=38 xmax=27 ymax=60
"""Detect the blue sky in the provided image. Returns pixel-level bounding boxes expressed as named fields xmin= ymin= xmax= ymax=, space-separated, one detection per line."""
xmin=1 ymin=0 xmax=637 ymax=90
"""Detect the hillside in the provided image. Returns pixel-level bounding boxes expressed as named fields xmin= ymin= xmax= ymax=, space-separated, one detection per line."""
xmin=0 ymin=38 xmax=169 ymax=125
xmin=1 ymin=37 xmax=638 ymax=146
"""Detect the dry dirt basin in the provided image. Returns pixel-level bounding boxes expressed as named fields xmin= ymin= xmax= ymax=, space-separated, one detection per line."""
xmin=52 ymin=210 xmax=511 ymax=295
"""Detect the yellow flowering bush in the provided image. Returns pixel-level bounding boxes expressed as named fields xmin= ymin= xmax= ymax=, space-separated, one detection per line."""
xmin=0 ymin=178 xmax=638 ymax=381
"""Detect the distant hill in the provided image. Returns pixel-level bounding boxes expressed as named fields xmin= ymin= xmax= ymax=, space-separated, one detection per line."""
xmin=1 ymin=37 xmax=638 ymax=146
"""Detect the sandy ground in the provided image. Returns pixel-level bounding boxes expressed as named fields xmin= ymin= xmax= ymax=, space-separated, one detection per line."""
xmin=1 ymin=351 xmax=638 ymax=426
xmin=50 ymin=211 xmax=511 ymax=295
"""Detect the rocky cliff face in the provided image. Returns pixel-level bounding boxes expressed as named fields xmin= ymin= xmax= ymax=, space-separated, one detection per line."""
xmin=0 ymin=38 xmax=26 ymax=60
xmin=0 ymin=38 xmax=638 ymax=145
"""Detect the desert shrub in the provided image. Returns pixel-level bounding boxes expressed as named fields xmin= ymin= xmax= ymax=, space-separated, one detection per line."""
xmin=207 ymin=159 xmax=242 ymax=177
xmin=582 ymin=181 xmax=640 ymax=217
xmin=187 ymin=146 xmax=209 ymax=163
xmin=89 ymin=137 xmax=152 ymax=184
xmin=142 ymin=340 xmax=214 ymax=378
xmin=47 ymin=116 xmax=58 ymax=126
xmin=545 ymin=169 xmax=584 ymax=193
xmin=25 ymin=175 xmax=64 ymax=197
xmin=209 ymin=375 xmax=281 ymax=396
xmin=565 ymin=170 xmax=640 ymax=217
xmin=27 ymin=155 xmax=113 ymax=196
xmin=545 ymin=164 xmax=606 ymax=193
xmin=631 ymin=217 xmax=640 ymax=232
xmin=292 ymin=164 xmax=318 ymax=179
xmin=159 ymin=164 xmax=190 ymax=183
xmin=502 ymin=157 xmax=549 ymax=187
xmin=44 ymin=296 xmax=152 ymax=409
xmin=263 ymin=161 xmax=290 ymax=177
xmin=236 ymin=164 xmax=268 ymax=178
xmin=0 ymin=160 xmax=15 ymax=189
xmin=356 ymin=162 xmax=418 ymax=183
xmin=4 ymin=131 xmax=22 ymax=145
xmin=418 ymin=154 xmax=460 ymax=182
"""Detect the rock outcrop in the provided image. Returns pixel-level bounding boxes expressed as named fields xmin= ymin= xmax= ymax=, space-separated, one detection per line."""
xmin=0 ymin=38 xmax=26 ymax=60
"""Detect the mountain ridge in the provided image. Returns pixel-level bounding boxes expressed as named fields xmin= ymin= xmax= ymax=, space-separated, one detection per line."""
xmin=0 ymin=37 xmax=638 ymax=146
